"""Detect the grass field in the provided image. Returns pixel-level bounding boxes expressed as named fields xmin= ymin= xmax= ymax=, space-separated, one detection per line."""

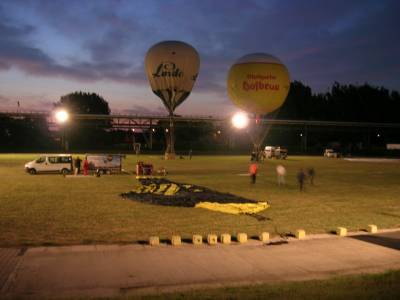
xmin=109 ymin=270 xmax=400 ymax=300
xmin=0 ymin=154 xmax=399 ymax=246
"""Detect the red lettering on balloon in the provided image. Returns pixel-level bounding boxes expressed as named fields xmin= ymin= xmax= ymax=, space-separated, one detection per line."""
xmin=242 ymin=81 xmax=280 ymax=91
xmin=242 ymin=73 xmax=280 ymax=92
xmin=246 ymin=74 xmax=277 ymax=80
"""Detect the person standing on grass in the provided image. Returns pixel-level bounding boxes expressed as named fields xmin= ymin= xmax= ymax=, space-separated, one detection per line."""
xmin=250 ymin=151 xmax=256 ymax=161
xmin=307 ymin=167 xmax=315 ymax=185
xmin=249 ymin=161 xmax=258 ymax=184
xmin=83 ymin=158 xmax=89 ymax=176
xmin=74 ymin=156 xmax=82 ymax=175
xmin=297 ymin=168 xmax=306 ymax=191
xmin=276 ymin=164 xmax=286 ymax=186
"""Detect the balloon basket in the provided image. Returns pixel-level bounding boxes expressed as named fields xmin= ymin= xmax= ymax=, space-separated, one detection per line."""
xmin=164 ymin=153 xmax=176 ymax=160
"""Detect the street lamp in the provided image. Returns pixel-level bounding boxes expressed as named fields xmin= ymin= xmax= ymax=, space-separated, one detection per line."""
xmin=55 ymin=109 xmax=69 ymax=123
xmin=231 ymin=112 xmax=249 ymax=129
xmin=54 ymin=109 xmax=69 ymax=151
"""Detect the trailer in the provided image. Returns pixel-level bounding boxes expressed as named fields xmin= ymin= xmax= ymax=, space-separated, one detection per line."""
xmin=86 ymin=154 xmax=123 ymax=174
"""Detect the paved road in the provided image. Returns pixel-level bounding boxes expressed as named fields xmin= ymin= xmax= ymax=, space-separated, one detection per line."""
xmin=1 ymin=230 xmax=400 ymax=298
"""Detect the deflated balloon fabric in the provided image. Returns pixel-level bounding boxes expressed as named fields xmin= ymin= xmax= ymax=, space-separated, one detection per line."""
xmin=121 ymin=178 xmax=269 ymax=215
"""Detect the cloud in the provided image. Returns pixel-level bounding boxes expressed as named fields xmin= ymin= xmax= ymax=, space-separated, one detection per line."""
xmin=0 ymin=16 xmax=144 ymax=81
xmin=0 ymin=3 xmax=147 ymax=84
xmin=0 ymin=94 xmax=11 ymax=103
xmin=0 ymin=0 xmax=399 ymax=97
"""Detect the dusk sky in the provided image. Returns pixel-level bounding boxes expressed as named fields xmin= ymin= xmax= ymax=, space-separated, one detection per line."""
xmin=0 ymin=0 xmax=399 ymax=116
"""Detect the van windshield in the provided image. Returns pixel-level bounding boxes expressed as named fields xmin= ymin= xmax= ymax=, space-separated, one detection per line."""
xmin=36 ymin=157 xmax=45 ymax=163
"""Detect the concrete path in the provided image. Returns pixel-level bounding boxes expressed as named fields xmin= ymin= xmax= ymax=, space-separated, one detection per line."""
xmin=1 ymin=230 xmax=400 ymax=298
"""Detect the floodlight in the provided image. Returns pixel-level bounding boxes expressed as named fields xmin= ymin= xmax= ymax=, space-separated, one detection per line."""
xmin=55 ymin=110 xmax=69 ymax=124
xmin=231 ymin=112 xmax=249 ymax=129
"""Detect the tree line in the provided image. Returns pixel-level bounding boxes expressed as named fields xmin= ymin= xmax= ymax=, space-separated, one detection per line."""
xmin=1 ymin=84 xmax=399 ymax=153
xmin=276 ymin=81 xmax=400 ymax=123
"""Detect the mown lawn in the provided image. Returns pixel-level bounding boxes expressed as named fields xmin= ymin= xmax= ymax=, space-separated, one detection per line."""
xmin=101 ymin=270 xmax=400 ymax=300
xmin=0 ymin=154 xmax=399 ymax=246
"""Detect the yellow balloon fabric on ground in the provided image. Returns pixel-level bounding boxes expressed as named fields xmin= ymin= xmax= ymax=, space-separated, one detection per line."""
xmin=145 ymin=40 xmax=200 ymax=114
xmin=195 ymin=202 xmax=269 ymax=215
xmin=227 ymin=53 xmax=290 ymax=114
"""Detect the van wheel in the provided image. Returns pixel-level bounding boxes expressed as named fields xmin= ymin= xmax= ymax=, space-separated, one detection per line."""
xmin=29 ymin=168 xmax=37 ymax=175
xmin=61 ymin=168 xmax=70 ymax=175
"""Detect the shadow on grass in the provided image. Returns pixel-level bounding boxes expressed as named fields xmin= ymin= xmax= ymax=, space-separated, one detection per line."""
xmin=246 ymin=213 xmax=271 ymax=221
xmin=380 ymin=212 xmax=400 ymax=219
xmin=267 ymin=240 xmax=289 ymax=246
xmin=349 ymin=232 xmax=400 ymax=251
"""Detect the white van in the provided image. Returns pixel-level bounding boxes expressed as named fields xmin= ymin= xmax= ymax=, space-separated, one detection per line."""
xmin=25 ymin=154 xmax=73 ymax=175
xmin=324 ymin=149 xmax=340 ymax=158
xmin=264 ymin=146 xmax=288 ymax=159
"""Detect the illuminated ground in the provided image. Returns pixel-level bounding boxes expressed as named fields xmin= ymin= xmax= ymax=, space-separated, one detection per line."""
xmin=0 ymin=154 xmax=399 ymax=246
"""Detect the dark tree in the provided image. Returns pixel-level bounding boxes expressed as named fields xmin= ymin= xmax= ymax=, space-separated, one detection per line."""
xmin=273 ymin=81 xmax=400 ymax=123
xmin=274 ymin=81 xmax=314 ymax=120
xmin=55 ymin=91 xmax=110 ymax=115
xmin=0 ymin=115 xmax=55 ymax=151
xmin=54 ymin=92 xmax=112 ymax=151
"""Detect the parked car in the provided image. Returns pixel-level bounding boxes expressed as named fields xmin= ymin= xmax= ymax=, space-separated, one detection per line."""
xmin=25 ymin=154 xmax=73 ymax=175
xmin=324 ymin=149 xmax=341 ymax=158
xmin=264 ymin=146 xmax=288 ymax=159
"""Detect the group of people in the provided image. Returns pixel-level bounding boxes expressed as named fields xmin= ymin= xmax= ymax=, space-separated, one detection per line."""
xmin=249 ymin=161 xmax=315 ymax=191
xmin=296 ymin=167 xmax=315 ymax=191
xmin=73 ymin=156 xmax=89 ymax=176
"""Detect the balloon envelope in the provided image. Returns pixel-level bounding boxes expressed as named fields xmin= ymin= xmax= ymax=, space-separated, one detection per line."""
xmin=227 ymin=53 xmax=290 ymax=114
xmin=145 ymin=41 xmax=200 ymax=114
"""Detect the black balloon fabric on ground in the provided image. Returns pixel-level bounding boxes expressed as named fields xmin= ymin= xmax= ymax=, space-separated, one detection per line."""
xmin=121 ymin=178 xmax=259 ymax=207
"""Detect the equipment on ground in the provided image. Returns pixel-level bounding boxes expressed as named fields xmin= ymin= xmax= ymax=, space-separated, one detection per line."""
xmin=136 ymin=161 xmax=154 ymax=176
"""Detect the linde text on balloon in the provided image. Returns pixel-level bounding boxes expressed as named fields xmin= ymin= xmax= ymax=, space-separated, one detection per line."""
xmin=152 ymin=62 xmax=183 ymax=78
